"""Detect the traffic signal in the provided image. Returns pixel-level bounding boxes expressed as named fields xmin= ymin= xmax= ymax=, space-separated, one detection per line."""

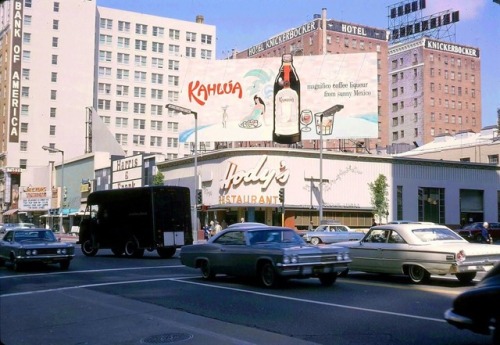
xmin=196 ymin=189 xmax=203 ymax=205
xmin=279 ymin=188 xmax=285 ymax=203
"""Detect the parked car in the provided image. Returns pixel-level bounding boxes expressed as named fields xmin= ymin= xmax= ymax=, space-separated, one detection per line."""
xmin=303 ymin=224 xmax=365 ymax=245
xmin=335 ymin=223 xmax=500 ymax=284
xmin=0 ymin=228 xmax=75 ymax=271
xmin=0 ymin=222 xmax=36 ymax=234
xmin=180 ymin=225 xmax=351 ymax=287
xmin=454 ymin=222 xmax=500 ymax=243
xmin=444 ymin=262 xmax=500 ymax=344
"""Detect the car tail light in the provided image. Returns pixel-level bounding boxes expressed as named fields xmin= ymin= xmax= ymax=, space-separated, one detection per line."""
xmin=456 ymin=250 xmax=466 ymax=262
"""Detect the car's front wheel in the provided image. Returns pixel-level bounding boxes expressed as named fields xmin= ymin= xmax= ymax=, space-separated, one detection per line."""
xmin=200 ymin=260 xmax=215 ymax=280
xmin=455 ymin=272 xmax=476 ymax=284
xmin=319 ymin=273 xmax=337 ymax=286
xmin=81 ymin=238 xmax=98 ymax=257
xmin=259 ymin=262 xmax=281 ymax=288
xmin=408 ymin=265 xmax=430 ymax=283
xmin=310 ymin=237 xmax=321 ymax=245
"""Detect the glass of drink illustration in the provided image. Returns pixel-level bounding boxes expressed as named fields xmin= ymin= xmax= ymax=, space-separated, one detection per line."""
xmin=314 ymin=112 xmax=334 ymax=135
xmin=300 ymin=109 xmax=313 ymax=132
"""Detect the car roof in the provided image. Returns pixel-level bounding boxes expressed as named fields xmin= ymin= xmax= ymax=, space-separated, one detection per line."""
xmin=226 ymin=222 xmax=268 ymax=229
xmin=371 ymin=223 xmax=448 ymax=231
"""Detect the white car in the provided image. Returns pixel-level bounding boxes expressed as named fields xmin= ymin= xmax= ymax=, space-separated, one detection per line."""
xmin=303 ymin=224 xmax=364 ymax=245
xmin=336 ymin=223 xmax=500 ymax=284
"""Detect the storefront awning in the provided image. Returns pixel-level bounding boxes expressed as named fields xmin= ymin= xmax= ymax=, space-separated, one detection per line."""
xmin=3 ymin=208 xmax=18 ymax=216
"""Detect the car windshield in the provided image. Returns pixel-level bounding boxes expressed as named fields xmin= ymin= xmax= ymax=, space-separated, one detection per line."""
xmin=248 ymin=229 xmax=304 ymax=245
xmin=14 ymin=230 xmax=57 ymax=242
xmin=412 ymin=228 xmax=464 ymax=242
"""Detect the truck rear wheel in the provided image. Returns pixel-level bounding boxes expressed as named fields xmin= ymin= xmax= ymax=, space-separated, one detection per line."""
xmin=81 ymin=239 xmax=98 ymax=257
xmin=157 ymin=247 xmax=176 ymax=258
xmin=125 ymin=238 xmax=144 ymax=258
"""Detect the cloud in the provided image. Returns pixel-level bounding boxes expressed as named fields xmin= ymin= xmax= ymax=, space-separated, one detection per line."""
xmin=423 ymin=0 xmax=486 ymax=20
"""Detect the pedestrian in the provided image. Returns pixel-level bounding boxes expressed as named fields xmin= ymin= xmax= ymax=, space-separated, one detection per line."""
xmin=372 ymin=218 xmax=377 ymax=227
xmin=480 ymin=222 xmax=491 ymax=244
xmin=308 ymin=221 xmax=314 ymax=231
xmin=209 ymin=220 xmax=215 ymax=237
xmin=214 ymin=221 xmax=222 ymax=234
xmin=221 ymin=219 xmax=228 ymax=229
xmin=240 ymin=217 xmax=245 ymax=223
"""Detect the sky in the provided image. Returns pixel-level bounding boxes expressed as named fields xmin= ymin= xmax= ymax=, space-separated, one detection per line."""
xmin=96 ymin=0 xmax=499 ymax=127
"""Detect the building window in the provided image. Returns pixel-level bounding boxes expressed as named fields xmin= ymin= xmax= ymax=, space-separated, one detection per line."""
xmin=99 ymin=50 xmax=112 ymax=62
xmin=488 ymin=154 xmax=499 ymax=165
xmin=151 ymin=105 xmax=163 ymax=116
xmin=98 ymin=100 xmax=110 ymax=110
xmin=21 ymin=104 xmax=29 ymax=115
xmin=116 ymin=101 xmax=129 ymax=112
xmin=99 ymin=83 xmax=111 ymax=95
xmin=134 ymin=71 xmax=146 ymax=82
xmin=23 ymin=50 xmax=31 ymax=61
xmin=53 ymin=2 xmax=59 ymax=12
xmin=168 ymin=75 xmax=179 ymax=87
xmin=115 ymin=133 xmax=128 ymax=145
xmin=117 ymin=53 xmax=129 ymax=64
xmin=201 ymin=49 xmax=212 ymax=60
xmin=186 ymin=32 xmax=197 ymax=42
xmin=151 ymin=73 xmax=163 ymax=84
xmin=153 ymin=26 xmax=164 ymax=37
xmin=21 ymin=122 xmax=29 ymax=133
xmin=118 ymin=21 xmax=130 ymax=32
xmin=150 ymin=136 xmax=162 ymax=147
xmin=392 ymin=131 xmax=398 ymax=141
xmin=135 ymin=24 xmax=148 ymax=35
xmin=24 ymin=15 xmax=32 ymax=25
xmin=51 ymin=72 xmax=57 ymax=82
xmin=133 ymin=135 xmax=145 ymax=145
xmin=152 ymin=42 xmax=164 ymax=53
xmin=50 ymin=90 xmax=57 ymax=100
xmin=116 ymin=85 xmax=129 ymax=96
xmin=100 ymin=18 xmax=113 ymax=30
xmin=169 ymin=29 xmax=180 ymax=40
xmin=418 ymin=187 xmax=445 ymax=224
xmin=169 ymin=45 xmax=180 ymax=56
xmin=22 ymin=87 xmax=30 ymax=97
xmin=167 ymin=137 xmax=179 ymax=148
xmin=186 ymin=47 xmax=196 ymax=58
xmin=134 ymin=87 xmax=146 ymax=98
xmin=116 ymin=69 xmax=129 ymax=80
xmin=201 ymin=34 xmax=212 ymax=44
xmin=135 ymin=40 xmax=147 ymax=51
xmin=151 ymin=89 xmax=163 ymax=100
xmin=117 ymin=37 xmax=130 ymax=48
xmin=20 ymin=159 xmax=27 ymax=169
xmin=168 ymin=60 xmax=179 ymax=70
xmin=115 ymin=117 xmax=128 ymax=128
xmin=23 ymin=33 xmax=31 ymax=44
xmin=168 ymin=91 xmax=179 ymax=102
xmin=152 ymin=57 xmax=164 ymax=69
xmin=52 ymin=37 xmax=58 ymax=47
xmin=20 ymin=141 xmax=27 ymax=151
xmin=133 ymin=103 xmax=146 ymax=114
xmin=135 ymin=55 xmax=147 ymax=67
xmin=460 ymin=157 xmax=471 ymax=162
xmin=49 ymin=125 xmax=56 ymax=136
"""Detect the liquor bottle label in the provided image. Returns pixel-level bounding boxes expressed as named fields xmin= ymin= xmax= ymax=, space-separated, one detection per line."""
xmin=274 ymin=87 xmax=299 ymax=136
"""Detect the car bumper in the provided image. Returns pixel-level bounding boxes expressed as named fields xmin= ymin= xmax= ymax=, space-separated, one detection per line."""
xmin=15 ymin=255 xmax=74 ymax=264
xmin=276 ymin=261 xmax=350 ymax=277
xmin=444 ymin=308 xmax=491 ymax=335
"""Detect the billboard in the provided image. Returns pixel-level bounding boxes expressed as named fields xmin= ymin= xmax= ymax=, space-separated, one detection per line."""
xmin=177 ymin=53 xmax=378 ymax=143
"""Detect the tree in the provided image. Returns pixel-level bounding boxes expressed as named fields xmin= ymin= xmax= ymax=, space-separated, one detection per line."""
xmin=152 ymin=171 xmax=164 ymax=186
xmin=368 ymin=174 xmax=389 ymax=224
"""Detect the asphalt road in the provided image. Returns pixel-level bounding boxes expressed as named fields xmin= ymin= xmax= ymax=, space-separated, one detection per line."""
xmin=0 ymin=248 xmax=494 ymax=345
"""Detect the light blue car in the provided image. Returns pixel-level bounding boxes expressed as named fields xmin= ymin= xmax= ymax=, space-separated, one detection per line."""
xmin=303 ymin=224 xmax=365 ymax=245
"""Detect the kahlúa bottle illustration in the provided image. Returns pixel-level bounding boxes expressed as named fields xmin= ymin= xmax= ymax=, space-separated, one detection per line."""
xmin=273 ymin=54 xmax=301 ymax=144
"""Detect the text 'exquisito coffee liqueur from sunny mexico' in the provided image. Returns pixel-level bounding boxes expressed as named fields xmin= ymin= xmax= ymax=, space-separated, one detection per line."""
xmin=273 ymin=54 xmax=301 ymax=144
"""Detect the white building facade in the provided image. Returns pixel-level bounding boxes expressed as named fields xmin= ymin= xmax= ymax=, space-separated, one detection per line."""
xmin=157 ymin=148 xmax=500 ymax=235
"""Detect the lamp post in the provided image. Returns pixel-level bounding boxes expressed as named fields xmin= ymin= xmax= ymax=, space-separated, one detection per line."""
xmin=319 ymin=113 xmax=324 ymax=223
xmin=166 ymin=104 xmax=198 ymax=242
xmin=42 ymin=145 xmax=64 ymax=232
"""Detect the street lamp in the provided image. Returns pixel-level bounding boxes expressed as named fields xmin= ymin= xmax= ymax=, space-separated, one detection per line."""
xmin=166 ymin=104 xmax=198 ymax=242
xmin=42 ymin=146 xmax=64 ymax=233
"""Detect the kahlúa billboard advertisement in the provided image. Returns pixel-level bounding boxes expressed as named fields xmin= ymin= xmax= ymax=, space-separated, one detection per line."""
xmin=177 ymin=53 xmax=378 ymax=144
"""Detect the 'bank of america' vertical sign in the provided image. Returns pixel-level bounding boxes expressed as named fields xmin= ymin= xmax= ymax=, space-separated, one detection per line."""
xmin=9 ymin=0 xmax=23 ymax=143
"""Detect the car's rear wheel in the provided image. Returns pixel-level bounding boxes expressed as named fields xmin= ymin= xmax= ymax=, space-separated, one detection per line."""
xmin=319 ymin=273 xmax=337 ymax=286
xmin=259 ymin=262 xmax=280 ymax=288
xmin=81 ymin=238 xmax=98 ymax=257
xmin=157 ymin=247 xmax=176 ymax=258
xmin=60 ymin=260 xmax=70 ymax=270
xmin=124 ymin=238 xmax=144 ymax=258
xmin=456 ymin=272 xmax=476 ymax=284
xmin=310 ymin=237 xmax=321 ymax=245
xmin=408 ymin=265 xmax=430 ymax=283
xmin=200 ymin=260 xmax=215 ymax=280
xmin=10 ymin=256 xmax=22 ymax=272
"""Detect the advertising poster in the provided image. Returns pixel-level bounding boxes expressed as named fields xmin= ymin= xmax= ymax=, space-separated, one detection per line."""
xmin=177 ymin=53 xmax=378 ymax=143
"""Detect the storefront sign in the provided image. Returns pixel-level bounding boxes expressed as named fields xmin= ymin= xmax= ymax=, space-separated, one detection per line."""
xmin=220 ymin=155 xmax=289 ymax=191
xmin=111 ymin=154 xmax=143 ymax=189
xmin=19 ymin=186 xmax=50 ymax=211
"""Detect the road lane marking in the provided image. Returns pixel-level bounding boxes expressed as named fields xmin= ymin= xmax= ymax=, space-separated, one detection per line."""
xmin=0 ymin=265 xmax=187 ymax=279
xmin=169 ymin=278 xmax=448 ymax=323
